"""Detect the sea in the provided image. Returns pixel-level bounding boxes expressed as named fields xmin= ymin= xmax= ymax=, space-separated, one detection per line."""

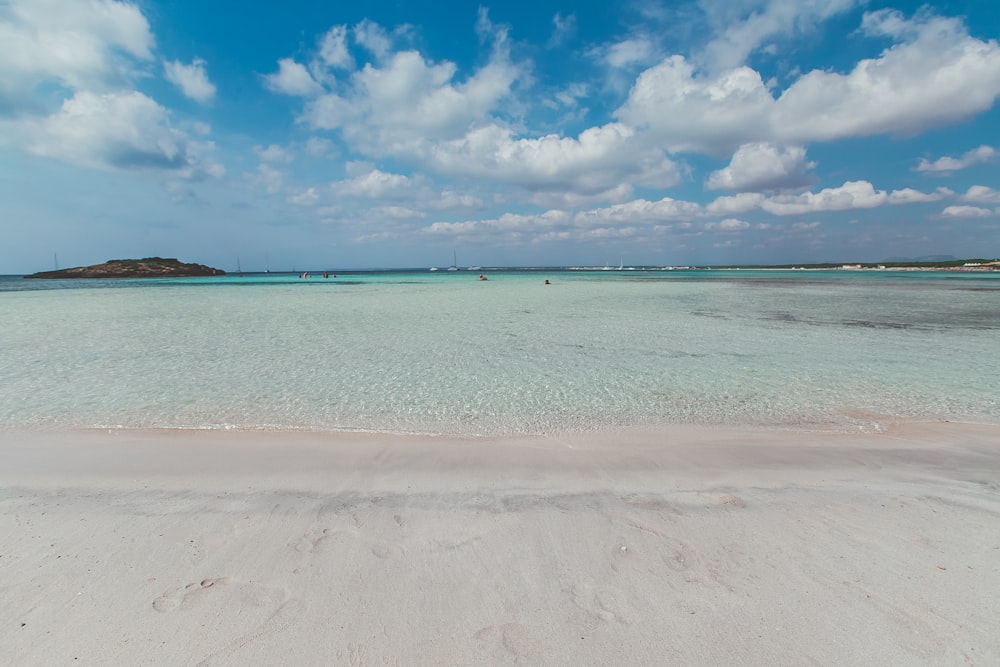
xmin=1 ymin=268 xmax=998 ymax=436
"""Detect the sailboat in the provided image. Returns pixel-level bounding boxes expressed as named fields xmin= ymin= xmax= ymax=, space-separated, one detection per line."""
xmin=447 ymin=249 xmax=459 ymax=271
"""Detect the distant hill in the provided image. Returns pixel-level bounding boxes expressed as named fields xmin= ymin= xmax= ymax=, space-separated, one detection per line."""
xmin=25 ymin=257 xmax=225 ymax=279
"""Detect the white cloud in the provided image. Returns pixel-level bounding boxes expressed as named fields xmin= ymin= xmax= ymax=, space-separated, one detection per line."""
xmin=617 ymin=10 xmax=1000 ymax=153
xmin=289 ymin=187 xmax=320 ymax=206
xmin=0 ymin=1 xmax=234 ymax=181
xmin=941 ymin=205 xmax=992 ymax=218
xmin=164 ymin=58 xmax=215 ymax=104
xmin=293 ymin=25 xmax=682 ymax=198
xmin=23 ymin=90 xmax=220 ymax=176
xmin=580 ymin=197 xmax=702 ymax=225
xmin=303 ymin=48 xmax=520 ymax=149
xmin=373 ymin=205 xmax=426 ymax=220
xmin=0 ymin=0 xmax=154 ymax=107
xmin=916 ymin=145 xmax=998 ymax=173
xmin=706 ymin=142 xmax=815 ymax=191
xmin=248 ymin=163 xmax=284 ymax=194
xmin=530 ymin=184 xmax=635 ymax=210
xmin=353 ymin=19 xmax=393 ymax=60
xmin=616 ymin=56 xmax=772 ymax=154
xmin=960 ymin=185 xmax=1000 ymax=204
xmin=700 ymin=0 xmax=860 ymax=71
xmin=254 ymin=144 xmax=293 ymax=163
xmin=705 ymin=218 xmax=751 ymax=231
xmin=421 ymin=122 xmax=681 ymax=195
xmin=603 ymin=38 xmax=657 ymax=69
xmin=703 ymin=182 xmax=949 ymax=218
xmin=773 ymin=11 xmax=1000 ymax=142
xmin=760 ymin=181 xmax=887 ymax=215
xmin=705 ymin=192 xmax=765 ymax=217
xmin=887 ymin=187 xmax=952 ymax=204
xmin=304 ymin=137 xmax=334 ymax=158
xmin=433 ymin=190 xmax=484 ymax=211
xmin=318 ymin=25 xmax=353 ymax=70
xmin=264 ymin=58 xmax=323 ymax=96
xmin=549 ymin=12 xmax=576 ymax=47
xmin=330 ymin=168 xmax=414 ymax=199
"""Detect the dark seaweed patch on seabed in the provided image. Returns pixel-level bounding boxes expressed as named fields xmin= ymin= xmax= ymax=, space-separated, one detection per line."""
xmin=841 ymin=319 xmax=915 ymax=330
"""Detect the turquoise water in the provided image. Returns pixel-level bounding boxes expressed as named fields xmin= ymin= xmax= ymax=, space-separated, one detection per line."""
xmin=1 ymin=269 xmax=998 ymax=435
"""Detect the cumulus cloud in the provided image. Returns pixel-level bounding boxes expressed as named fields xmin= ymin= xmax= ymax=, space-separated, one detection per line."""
xmin=761 ymin=181 xmax=888 ymax=215
xmin=960 ymin=185 xmax=1000 ymax=204
xmin=0 ymin=0 xmax=232 ymax=180
xmin=24 ymin=90 xmax=219 ymax=177
xmin=419 ymin=123 xmax=680 ymax=194
xmin=702 ymin=181 xmax=947 ymax=217
xmin=601 ymin=38 xmax=658 ymax=69
xmin=289 ymin=187 xmax=320 ymax=207
xmin=887 ymin=187 xmax=953 ymax=204
xmin=617 ymin=9 xmax=1000 ymax=153
xmin=773 ymin=11 xmax=1000 ymax=142
xmin=164 ymin=58 xmax=215 ymax=104
xmin=264 ymin=58 xmax=323 ymax=96
xmin=616 ymin=56 xmax=772 ymax=154
xmin=916 ymin=145 xmax=997 ymax=173
xmin=254 ymin=144 xmax=293 ymax=163
xmin=302 ymin=48 xmax=521 ymax=150
xmin=353 ymin=19 xmax=394 ymax=60
xmin=706 ymin=143 xmax=815 ymax=191
xmin=330 ymin=168 xmax=414 ymax=199
xmin=941 ymin=205 xmax=992 ymax=218
xmin=318 ymin=25 xmax=353 ymax=70
xmin=0 ymin=0 xmax=154 ymax=109
xmin=700 ymin=0 xmax=860 ymax=71
xmin=286 ymin=22 xmax=685 ymax=197
xmin=705 ymin=218 xmax=751 ymax=231
xmin=579 ymin=197 xmax=702 ymax=225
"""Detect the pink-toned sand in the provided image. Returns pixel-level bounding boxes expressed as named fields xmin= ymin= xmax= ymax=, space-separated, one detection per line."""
xmin=2 ymin=421 xmax=998 ymax=665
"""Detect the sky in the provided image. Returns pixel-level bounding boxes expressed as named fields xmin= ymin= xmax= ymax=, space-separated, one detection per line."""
xmin=1 ymin=0 xmax=1000 ymax=272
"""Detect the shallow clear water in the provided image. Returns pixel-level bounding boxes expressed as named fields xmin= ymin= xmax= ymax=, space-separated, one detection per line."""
xmin=2 ymin=269 xmax=998 ymax=435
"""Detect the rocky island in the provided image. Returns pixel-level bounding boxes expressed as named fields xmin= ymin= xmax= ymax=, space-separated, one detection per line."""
xmin=25 ymin=257 xmax=225 ymax=279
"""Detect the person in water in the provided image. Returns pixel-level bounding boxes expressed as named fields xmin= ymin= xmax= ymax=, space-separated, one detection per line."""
xmin=479 ymin=274 xmax=488 ymax=281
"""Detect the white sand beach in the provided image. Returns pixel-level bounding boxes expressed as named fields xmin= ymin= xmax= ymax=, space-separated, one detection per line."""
xmin=2 ymin=422 xmax=998 ymax=665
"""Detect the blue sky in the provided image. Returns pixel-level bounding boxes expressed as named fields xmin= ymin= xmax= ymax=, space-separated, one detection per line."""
xmin=1 ymin=0 xmax=999 ymax=272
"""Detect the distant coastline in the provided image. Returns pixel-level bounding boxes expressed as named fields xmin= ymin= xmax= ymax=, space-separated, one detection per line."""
xmin=24 ymin=257 xmax=225 ymax=279
xmin=703 ymin=258 xmax=1000 ymax=272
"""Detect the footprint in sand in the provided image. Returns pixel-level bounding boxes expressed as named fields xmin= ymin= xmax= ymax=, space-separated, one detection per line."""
xmin=152 ymin=577 xmax=232 ymax=612
xmin=568 ymin=582 xmax=632 ymax=626
xmin=475 ymin=622 xmax=546 ymax=664
xmin=291 ymin=526 xmax=354 ymax=555
xmin=152 ymin=576 xmax=302 ymax=665
xmin=623 ymin=518 xmax=700 ymax=574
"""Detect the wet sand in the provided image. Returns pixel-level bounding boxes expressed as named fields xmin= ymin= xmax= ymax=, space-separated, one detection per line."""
xmin=2 ymin=421 xmax=998 ymax=665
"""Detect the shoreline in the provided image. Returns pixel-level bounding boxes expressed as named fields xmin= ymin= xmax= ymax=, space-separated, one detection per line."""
xmin=2 ymin=421 xmax=998 ymax=664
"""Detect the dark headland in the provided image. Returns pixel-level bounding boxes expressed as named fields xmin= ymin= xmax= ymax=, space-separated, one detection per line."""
xmin=25 ymin=257 xmax=225 ymax=279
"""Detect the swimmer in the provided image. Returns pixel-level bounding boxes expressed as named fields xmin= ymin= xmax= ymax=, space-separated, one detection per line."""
xmin=544 ymin=279 xmax=551 ymax=285
xmin=479 ymin=274 xmax=488 ymax=281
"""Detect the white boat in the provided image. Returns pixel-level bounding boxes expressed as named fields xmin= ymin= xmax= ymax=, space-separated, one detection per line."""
xmin=447 ymin=250 xmax=459 ymax=271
